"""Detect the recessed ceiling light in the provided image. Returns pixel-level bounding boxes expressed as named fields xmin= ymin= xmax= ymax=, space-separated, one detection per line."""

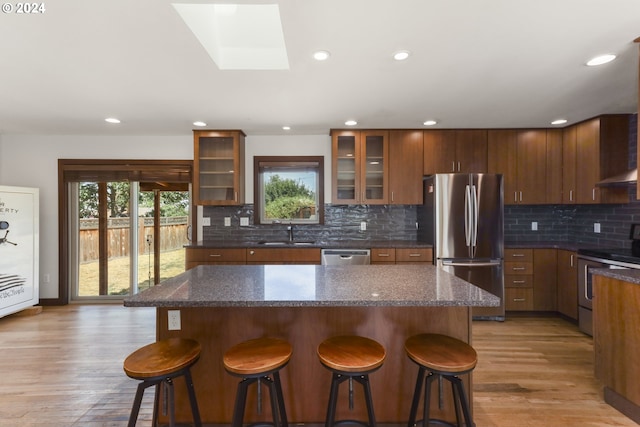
xmin=313 ymin=50 xmax=331 ymax=61
xmin=105 ymin=118 xmax=121 ymax=124
xmin=393 ymin=50 xmax=410 ymax=61
xmin=193 ymin=121 xmax=207 ymax=127
xmin=423 ymin=120 xmax=437 ymax=126
xmin=282 ymin=126 xmax=291 ymax=130
xmin=586 ymin=54 xmax=616 ymax=66
xmin=551 ymin=119 xmax=568 ymax=125
xmin=345 ymin=120 xmax=357 ymax=126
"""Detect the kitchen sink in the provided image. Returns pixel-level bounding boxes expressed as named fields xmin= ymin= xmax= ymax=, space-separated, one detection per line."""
xmin=257 ymin=240 xmax=316 ymax=246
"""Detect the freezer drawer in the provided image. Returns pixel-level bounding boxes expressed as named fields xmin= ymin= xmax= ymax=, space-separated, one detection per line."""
xmin=439 ymin=259 xmax=505 ymax=320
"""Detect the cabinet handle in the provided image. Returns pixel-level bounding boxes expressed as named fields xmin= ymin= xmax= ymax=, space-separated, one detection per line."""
xmin=519 ymin=191 xmax=523 ymax=202
xmin=391 ymin=191 xmax=394 ymax=202
xmin=512 ymin=267 xmax=526 ymax=271
xmin=592 ymin=188 xmax=596 ymax=201
xmin=235 ymin=191 xmax=238 ymax=202
xmin=514 ymin=192 xmax=518 ymax=203
xmin=451 ymin=162 xmax=456 ymax=172
xmin=512 ymin=280 xmax=526 ymax=284
xmin=569 ymin=190 xmax=573 ymax=202
xmin=457 ymin=162 xmax=461 ymax=172
xmin=513 ymin=298 xmax=526 ymax=302
xmin=570 ymin=254 xmax=574 ymax=267
xmin=377 ymin=253 xmax=390 ymax=257
xmin=249 ymin=250 xmax=255 ymax=255
xmin=511 ymin=253 xmax=525 ymax=257
xmin=209 ymin=254 xmax=222 ymax=258
xmin=409 ymin=253 xmax=422 ymax=257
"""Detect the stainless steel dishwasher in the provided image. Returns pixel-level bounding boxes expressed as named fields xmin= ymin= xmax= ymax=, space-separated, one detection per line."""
xmin=321 ymin=249 xmax=371 ymax=265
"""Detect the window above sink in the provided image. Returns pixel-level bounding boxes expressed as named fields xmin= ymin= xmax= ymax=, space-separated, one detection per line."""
xmin=254 ymin=156 xmax=324 ymax=225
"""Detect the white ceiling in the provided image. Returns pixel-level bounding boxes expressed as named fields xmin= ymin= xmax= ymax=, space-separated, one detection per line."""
xmin=1 ymin=0 xmax=639 ymax=136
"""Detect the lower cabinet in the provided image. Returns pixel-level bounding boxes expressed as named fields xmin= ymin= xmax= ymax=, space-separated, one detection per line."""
xmin=371 ymin=247 xmax=433 ymax=264
xmin=505 ymin=247 xmax=577 ymax=316
xmin=557 ymin=250 xmax=578 ymax=320
xmin=185 ymin=248 xmax=246 ymax=270
xmin=246 ymin=248 xmax=321 ymax=265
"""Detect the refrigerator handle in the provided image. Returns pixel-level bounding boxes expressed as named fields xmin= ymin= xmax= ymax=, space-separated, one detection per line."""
xmin=464 ymin=185 xmax=472 ymax=247
xmin=441 ymin=260 xmax=502 ymax=267
xmin=472 ymin=184 xmax=479 ymax=249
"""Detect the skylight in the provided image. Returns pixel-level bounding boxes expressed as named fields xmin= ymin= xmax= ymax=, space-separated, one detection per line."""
xmin=173 ymin=3 xmax=289 ymax=70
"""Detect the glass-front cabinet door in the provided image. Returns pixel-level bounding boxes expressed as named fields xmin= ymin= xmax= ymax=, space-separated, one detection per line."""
xmin=361 ymin=131 xmax=388 ymax=204
xmin=332 ymin=131 xmax=360 ymax=203
xmin=331 ymin=130 xmax=388 ymax=204
xmin=193 ymin=130 xmax=245 ymax=205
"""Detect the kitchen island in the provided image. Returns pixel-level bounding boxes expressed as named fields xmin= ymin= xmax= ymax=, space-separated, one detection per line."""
xmin=124 ymin=264 xmax=499 ymax=425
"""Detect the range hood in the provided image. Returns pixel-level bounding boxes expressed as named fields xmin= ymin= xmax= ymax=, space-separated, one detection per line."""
xmin=596 ymin=168 xmax=638 ymax=187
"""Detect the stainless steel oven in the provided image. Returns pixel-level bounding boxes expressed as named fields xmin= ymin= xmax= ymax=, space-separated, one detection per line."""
xmin=577 ymin=253 xmax=640 ymax=336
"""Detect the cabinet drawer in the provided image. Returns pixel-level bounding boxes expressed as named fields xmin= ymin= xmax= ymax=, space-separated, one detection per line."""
xmin=371 ymin=248 xmax=396 ymax=263
xmin=505 ymin=249 xmax=533 ymax=262
xmin=246 ymin=248 xmax=321 ymax=264
xmin=186 ymin=248 xmax=247 ymax=263
xmin=505 ymin=275 xmax=533 ymax=288
xmin=505 ymin=288 xmax=534 ymax=311
xmin=505 ymin=262 xmax=533 ymax=275
xmin=396 ymin=248 xmax=433 ymax=263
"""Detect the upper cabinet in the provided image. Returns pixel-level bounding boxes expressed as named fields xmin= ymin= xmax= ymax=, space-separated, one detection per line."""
xmin=563 ymin=115 xmax=629 ymax=204
xmin=331 ymin=130 xmax=389 ymax=204
xmin=488 ymin=129 xmax=557 ymax=205
xmin=193 ymin=129 xmax=245 ymax=206
xmin=389 ymin=130 xmax=424 ymax=204
xmin=424 ymin=129 xmax=487 ymax=174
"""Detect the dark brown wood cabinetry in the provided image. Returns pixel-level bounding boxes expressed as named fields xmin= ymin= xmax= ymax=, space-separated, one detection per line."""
xmin=533 ymin=249 xmax=557 ymax=311
xmin=246 ymin=248 xmax=321 ymax=264
xmin=331 ymin=130 xmax=389 ymax=204
xmin=504 ymin=249 xmax=534 ymax=310
xmin=424 ymin=129 xmax=487 ymax=174
xmin=389 ymin=130 xmax=424 ymax=204
xmin=193 ymin=130 xmax=245 ymax=205
xmin=556 ymin=250 xmax=578 ymax=320
xmin=488 ymin=129 xmax=560 ymax=205
xmin=185 ymin=248 xmax=246 ymax=270
xmin=371 ymin=247 xmax=433 ymax=264
xmin=565 ymin=115 xmax=629 ymax=204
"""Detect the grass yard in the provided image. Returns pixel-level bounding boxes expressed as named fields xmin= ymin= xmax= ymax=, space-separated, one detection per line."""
xmin=78 ymin=248 xmax=185 ymax=296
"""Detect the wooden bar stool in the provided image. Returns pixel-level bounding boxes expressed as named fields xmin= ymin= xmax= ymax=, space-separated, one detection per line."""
xmin=317 ymin=335 xmax=386 ymax=427
xmin=123 ymin=337 xmax=202 ymax=427
xmin=405 ymin=333 xmax=477 ymax=427
xmin=223 ymin=337 xmax=292 ymax=427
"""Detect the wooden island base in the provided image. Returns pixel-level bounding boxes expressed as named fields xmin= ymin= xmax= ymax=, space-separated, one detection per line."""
xmin=156 ymin=305 xmax=472 ymax=424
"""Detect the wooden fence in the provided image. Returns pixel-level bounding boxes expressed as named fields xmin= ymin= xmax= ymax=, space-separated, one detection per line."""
xmin=79 ymin=217 xmax=189 ymax=262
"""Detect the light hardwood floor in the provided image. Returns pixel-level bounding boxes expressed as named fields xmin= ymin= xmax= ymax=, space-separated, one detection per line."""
xmin=0 ymin=305 xmax=636 ymax=426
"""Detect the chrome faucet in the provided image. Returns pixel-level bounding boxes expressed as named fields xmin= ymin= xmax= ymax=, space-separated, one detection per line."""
xmin=287 ymin=224 xmax=294 ymax=242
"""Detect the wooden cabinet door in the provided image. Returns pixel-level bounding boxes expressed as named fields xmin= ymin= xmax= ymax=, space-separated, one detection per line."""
xmin=576 ymin=118 xmax=601 ymax=203
xmin=487 ymin=130 xmax=517 ymax=205
xmin=545 ymin=129 xmax=563 ymax=204
xmin=185 ymin=247 xmax=246 ymax=269
xmin=455 ymin=130 xmax=487 ymax=173
xmin=194 ymin=130 xmax=245 ymax=205
xmin=246 ymin=248 xmax=321 ymax=264
xmin=389 ymin=130 xmax=423 ymax=204
xmin=533 ymin=249 xmax=557 ymax=311
xmin=516 ymin=130 xmax=547 ymax=204
xmin=557 ymin=250 xmax=578 ymax=320
xmin=561 ymin=125 xmax=577 ymax=204
xmin=371 ymin=248 xmax=396 ymax=264
xmin=424 ymin=130 xmax=456 ymax=174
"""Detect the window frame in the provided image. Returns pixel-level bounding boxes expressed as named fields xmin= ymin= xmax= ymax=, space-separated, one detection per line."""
xmin=253 ymin=156 xmax=324 ymax=225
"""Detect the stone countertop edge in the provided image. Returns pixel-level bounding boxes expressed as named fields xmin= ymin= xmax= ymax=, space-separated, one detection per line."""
xmin=185 ymin=240 xmax=433 ymax=249
xmin=124 ymin=264 xmax=500 ymax=308
xmin=592 ymin=268 xmax=640 ymax=285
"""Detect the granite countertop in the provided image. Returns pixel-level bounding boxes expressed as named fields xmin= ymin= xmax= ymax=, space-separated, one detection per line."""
xmin=186 ymin=240 xmax=433 ymax=249
xmin=592 ymin=268 xmax=640 ymax=285
xmin=124 ymin=264 xmax=499 ymax=308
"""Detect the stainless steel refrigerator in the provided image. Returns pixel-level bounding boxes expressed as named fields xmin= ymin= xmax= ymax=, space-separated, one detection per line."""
xmin=417 ymin=174 xmax=505 ymax=320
